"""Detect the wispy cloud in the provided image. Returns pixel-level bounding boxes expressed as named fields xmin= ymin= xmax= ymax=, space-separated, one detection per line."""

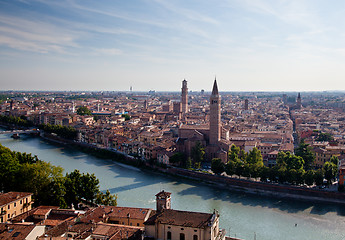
xmin=234 ymin=0 xmax=321 ymax=30
xmin=92 ymin=48 xmax=123 ymax=56
xmin=152 ymin=0 xmax=219 ymax=24
xmin=0 ymin=14 xmax=79 ymax=54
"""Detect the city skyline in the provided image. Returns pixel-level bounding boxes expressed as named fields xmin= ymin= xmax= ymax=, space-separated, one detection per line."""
xmin=1 ymin=0 xmax=345 ymax=92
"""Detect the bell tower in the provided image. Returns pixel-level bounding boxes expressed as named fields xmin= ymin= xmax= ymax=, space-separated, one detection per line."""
xmin=209 ymin=79 xmax=221 ymax=145
xmin=181 ymin=79 xmax=188 ymax=114
xmin=297 ymin=92 xmax=302 ymax=109
xmin=156 ymin=190 xmax=171 ymax=212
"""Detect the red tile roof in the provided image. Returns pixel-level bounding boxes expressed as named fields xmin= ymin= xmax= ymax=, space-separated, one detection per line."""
xmin=0 ymin=192 xmax=32 ymax=207
xmin=0 ymin=223 xmax=35 ymax=240
xmin=145 ymin=209 xmax=213 ymax=228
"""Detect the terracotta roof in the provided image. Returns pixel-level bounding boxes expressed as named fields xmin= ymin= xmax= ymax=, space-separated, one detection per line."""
xmin=155 ymin=190 xmax=171 ymax=198
xmin=145 ymin=209 xmax=213 ymax=228
xmin=92 ymin=223 xmax=143 ymax=240
xmin=11 ymin=206 xmax=59 ymax=223
xmin=44 ymin=219 xmax=74 ymax=237
xmin=0 ymin=192 xmax=32 ymax=207
xmin=107 ymin=207 xmax=151 ymax=220
xmin=0 ymin=223 xmax=35 ymax=240
xmin=33 ymin=208 xmax=51 ymax=216
xmin=179 ymin=124 xmax=209 ymax=130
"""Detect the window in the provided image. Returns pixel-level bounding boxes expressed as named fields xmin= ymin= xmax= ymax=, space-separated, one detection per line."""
xmin=167 ymin=231 xmax=172 ymax=240
xmin=20 ymin=200 xmax=22 ymax=204
xmin=180 ymin=233 xmax=185 ymax=240
xmin=193 ymin=235 xmax=198 ymax=240
xmin=14 ymin=203 xmax=16 ymax=207
xmin=137 ymin=223 xmax=139 ymax=226
xmin=8 ymin=205 xmax=10 ymax=210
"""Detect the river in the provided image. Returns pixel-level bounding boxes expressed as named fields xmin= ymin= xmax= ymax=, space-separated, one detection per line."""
xmin=0 ymin=132 xmax=344 ymax=240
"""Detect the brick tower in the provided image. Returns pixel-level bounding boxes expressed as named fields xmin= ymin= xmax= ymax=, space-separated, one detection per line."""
xmin=181 ymin=79 xmax=188 ymax=114
xmin=297 ymin=92 xmax=302 ymax=109
xmin=156 ymin=190 xmax=171 ymax=212
xmin=209 ymin=79 xmax=221 ymax=145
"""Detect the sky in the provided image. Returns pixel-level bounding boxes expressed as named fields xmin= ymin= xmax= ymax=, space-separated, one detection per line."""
xmin=1 ymin=0 xmax=345 ymax=92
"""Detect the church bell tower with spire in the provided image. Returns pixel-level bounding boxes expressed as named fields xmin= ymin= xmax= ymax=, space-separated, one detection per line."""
xmin=209 ymin=79 xmax=221 ymax=145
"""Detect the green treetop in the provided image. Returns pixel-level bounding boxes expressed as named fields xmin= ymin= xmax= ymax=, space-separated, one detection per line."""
xmin=77 ymin=106 xmax=92 ymax=116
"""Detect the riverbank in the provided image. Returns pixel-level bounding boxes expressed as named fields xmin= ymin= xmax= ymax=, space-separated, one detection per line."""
xmin=2 ymin=122 xmax=344 ymax=206
xmin=36 ymin=131 xmax=345 ymax=206
xmin=3 ymin=125 xmax=345 ymax=240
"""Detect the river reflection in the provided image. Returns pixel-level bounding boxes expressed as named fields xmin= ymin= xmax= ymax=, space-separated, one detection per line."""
xmin=1 ymin=133 xmax=345 ymax=240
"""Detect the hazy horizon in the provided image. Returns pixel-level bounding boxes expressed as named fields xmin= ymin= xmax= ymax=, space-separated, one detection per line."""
xmin=1 ymin=0 xmax=345 ymax=92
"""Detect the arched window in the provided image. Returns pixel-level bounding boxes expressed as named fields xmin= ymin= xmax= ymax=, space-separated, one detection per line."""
xmin=193 ymin=235 xmax=198 ymax=240
xmin=167 ymin=231 xmax=172 ymax=240
xmin=180 ymin=233 xmax=185 ymax=240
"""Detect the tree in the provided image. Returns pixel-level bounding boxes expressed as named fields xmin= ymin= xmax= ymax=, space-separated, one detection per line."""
xmin=235 ymin=161 xmax=244 ymax=178
xmin=259 ymin=166 xmax=270 ymax=182
xmin=191 ymin=141 xmax=205 ymax=163
xmin=228 ymin=144 xmax=240 ymax=162
xmin=0 ymin=152 xmax=20 ymax=191
xmin=246 ymin=147 xmax=263 ymax=166
xmin=287 ymin=169 xmax=298 ymax=184
xmin=65 ymin=170 xmax=100 ymax=206
xmin=323 ymin=162 xmax=337 ymax=185
xmin=211 ymin=158 xmax=225 ymax=175
xmin=277 ymin=151 xmax=304 ymax=171
xmin=39 ymin=124 xmax=77 ymax=140
xmin=242 ymin=163 xmax=251 ymax=178
xmin=77 ymin=106 xmax=92 ymax=116
xmin=96 ymin=190 xmax=118 ymax=206
xmin=286 ymin=154 xmax=304 ymax=171
xmin=304 ymin=170 xmax=315 ymax=186
xmin=64 ymin=170 xmax=80 ymax=207
xmin=122 ymin=114 xmax=131 ymax=121
xmin=81 ymin=173 xmax=100 ymax=203
xmin=225 ymin=161 xmax=236 ymax=176
xmin=246 ymin=147 xmax=263 ymax=178
xmin=44 ymin=177 xmax=67 ymax=208
xmin=296 ymin=168 xmax=305 ymax=185
xmin=169 ymin=152 xmax=185 ymax=166
xmin=295 ymin=139 xmax=315 ymax=170
xmin=185 ymin=157 xmax=192 ymax=169
xmin=314 ymin=169 xmax=324 ymax=186
xmin=316 ymin=132 xmax=333 ymax=142
xmin=330 ymin=156 xmax=339 ymax=166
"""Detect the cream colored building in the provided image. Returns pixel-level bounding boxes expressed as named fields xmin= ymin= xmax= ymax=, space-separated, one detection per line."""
xmin=0 ymin=192 xmax=32 ymax=223
xmin=144 ymin=191 xmax=226 ymax=240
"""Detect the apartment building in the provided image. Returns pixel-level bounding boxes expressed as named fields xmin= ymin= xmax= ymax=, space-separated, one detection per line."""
xmin=0 ymin=192 xmax=32 ymax=223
